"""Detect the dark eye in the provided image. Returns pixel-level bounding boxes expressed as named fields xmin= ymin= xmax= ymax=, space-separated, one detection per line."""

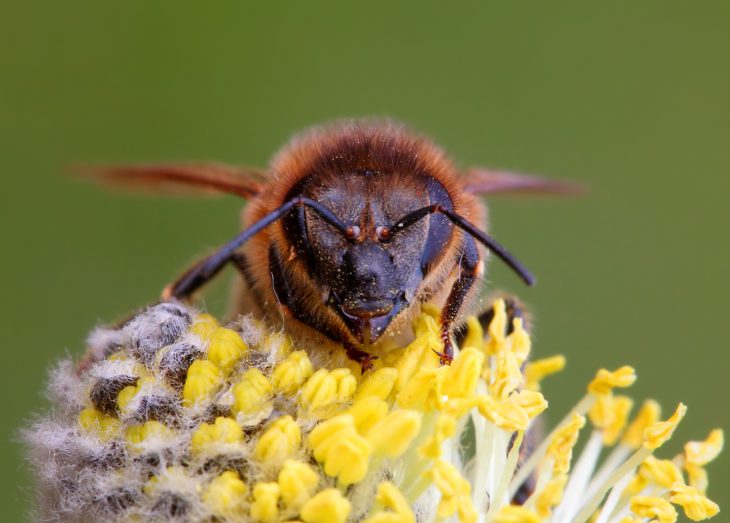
xmin=376 ymin=226 xmax=391 ymax=242
xmin=345 ymin=225 xmax=361 ymax=241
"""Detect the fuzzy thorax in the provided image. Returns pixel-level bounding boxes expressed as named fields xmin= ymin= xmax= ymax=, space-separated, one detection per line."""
xmin=24 ymin=300 xmax=722 ymax=522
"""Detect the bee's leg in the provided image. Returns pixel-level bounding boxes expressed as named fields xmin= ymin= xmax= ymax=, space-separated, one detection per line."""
xmin=343 ymin=343 xmax=378 ymax=373
xmin=436 ymin=236 xmax=481 ymax=365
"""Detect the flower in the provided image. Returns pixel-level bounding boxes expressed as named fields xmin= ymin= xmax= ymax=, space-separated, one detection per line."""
xmin=24 ymin=299 xmax=722 ymax=522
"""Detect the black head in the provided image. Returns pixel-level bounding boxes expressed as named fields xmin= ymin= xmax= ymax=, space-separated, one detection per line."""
xmin=299 ymin=172 xmax=434 ymax=345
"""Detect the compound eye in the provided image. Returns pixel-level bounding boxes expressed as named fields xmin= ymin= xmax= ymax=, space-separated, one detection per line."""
xmin=345 ymin=225 xmax=361 ymax=241
xmin=376 ymin=226 xmax=391 ymax=242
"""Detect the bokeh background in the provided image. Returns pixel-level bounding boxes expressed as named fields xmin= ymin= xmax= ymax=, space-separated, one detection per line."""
xmin=2 ymin=2 xmax=728 ymax=520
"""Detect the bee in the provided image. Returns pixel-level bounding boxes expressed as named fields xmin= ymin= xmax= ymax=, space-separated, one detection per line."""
xmin=91 ymin=120 xmax=574 ymax=369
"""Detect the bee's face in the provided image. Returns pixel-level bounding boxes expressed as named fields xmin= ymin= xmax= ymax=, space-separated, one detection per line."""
xmin=304 ymin=173 xmax=433 ymax=344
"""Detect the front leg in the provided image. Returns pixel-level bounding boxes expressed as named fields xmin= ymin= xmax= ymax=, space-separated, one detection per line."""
xmin=437 ymin=236 xmax=481 ymax=365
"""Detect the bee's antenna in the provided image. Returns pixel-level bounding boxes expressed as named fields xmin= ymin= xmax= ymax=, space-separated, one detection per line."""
xmin=391 ymin=204 xmax=536 ymax=286
xmin=170 ymin=197 xmax=350 ymax=298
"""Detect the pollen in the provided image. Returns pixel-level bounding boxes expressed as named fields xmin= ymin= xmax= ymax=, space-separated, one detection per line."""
xmin=271 ymin=350 xmax=313 ymax=395
xmin=206 ymin=326 xmax=248 ymax=374
xmin=24 ymin=300 xmax=723 ymax=522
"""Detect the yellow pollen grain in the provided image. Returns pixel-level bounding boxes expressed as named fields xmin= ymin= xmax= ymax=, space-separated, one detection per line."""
xmin=278 ymin=460 xmax=319 ymax=510
xmin=250 ymin=482 xmax=280 ymax=522
xmin=588 ymin=366 xmax=637 ymax=396
xmin=685 ymin=429 xmax=724 ymax=466
xmin=355 ymin=367 xmax=398 ymax=401
xmin=124 ymin=420 xmax=173 ymax=451
xmin=345 ymin=396 xmax=389 ymax=434
xmin=643 ymin=402 xmax=686 ymax=450
xmin=362 ymin=481 xmax=414 ymax=523
xmin=443 ymin=347 xmax=483 ymax=399
xmin=630 ymin=496 xmax=678 ymax=523
xmin=232 ymin=367 xmax=272 ymax=415
xmin=670 ymin=482 xmax=720 ymax=521
xmin=182 ymin=359 xmax=223 ymax=407
xmin=78 ymin=407 xmax=120 ymax=440
xmin=271 ymin=351 xmax=313 ymax=395
xmin=190 ymin=417 xmax=243 ymax=456
xmin=622 ymin=399 xmax=661 ymax=449
xmin=461 ymin=315 xmax=484 ymax=351
xmin=535 ymin=473 xmax=568 ymax=518
xmin=477 ymin=394 xmax=530 ymax=432
xmin=254 ymin=415 xmax=301 ymax=462
xmin=524 ymin=354 xmax=566 ymax=391
xmin=367 ymin=409 xmax=422 ymax=458
xmin=546 ymin=413 xmax=586 ymax=475
xmin=300 ymin=488 xmax=351 ymax=523
xmin=206 ymin=327 xmax=248 ymax=374
xmin=189 ymin=313 xmax=219 ymax=341
xmin=202 ymin=470 xmax=247 ymax=517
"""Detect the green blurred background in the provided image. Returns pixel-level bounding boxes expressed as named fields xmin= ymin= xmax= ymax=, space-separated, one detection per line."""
xmin=2 ymin=2 xmax=728 ymax=520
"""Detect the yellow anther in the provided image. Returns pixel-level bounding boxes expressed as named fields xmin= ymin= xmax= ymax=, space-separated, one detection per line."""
xmin=603 ymin=395 xmax=633 ymax=445
xmin=362 ymin=481 xmax=415 ymax=523
xmin=546 ymin=413 xmax=586 ymax=475
xmin=182 ymin=359 xmax=223 ymax=407
xmin=535 ymin=474 xmax=567 ymax=518
xmin=588 ymin=366 xmax=637 ymax=396
xmin=189 ymin=313 xmax=219 ymax=341
xmin=489 ymin=350 xmax=522 ymax=401
xmin=345 ymin=396 xmax=389 ymax=434
xmin=395 ymin=314 xmax=441 ymax=393
xmin=643 ymin=403 xmax=686 ymax=450
xmin=425 ymin=460 xmax=477 ymax=523
xmin=589 ymin=394 xmax=633 ymax=445
xmin=278 ymin=460 xmax=319 ymax=510
xmin=250 ymin=482 xmax=280 ymax=522
xmin=443 ymin=347 xmax=484 ymax=399
xmin=308 ymin=415 xmax=355 ymax=461
xmin=622 ymin=399 xmax=661 ymax=449
xmin=124 ymin=420 xmax=173 ymax=451
xmin=202 ymin=470 xmax=247 ymax=517
xmin=491 ymin=505 xmax=541 ymax=523
xmin=308 ymin=415 xmax=370 ymax=486
xmin=261 ymin=331 xmax=294 ymax=357
xmin=477 ymin=395 xmax=529 ymax=432
xmin=396 ymin=366 xmax=447 ymax=411
xmin=355 ymin=367 xmax=398 ymax=401
xmin=461 ymin=316 xmax=484 ymax=351
xmin=300 ymin=488 xmax=351 ymax=523
xmin=508 ymin=317 xmax=531 ymax=364
xmin=190 ymin=417 xmax=243 ymax=456
xmin=271 ymin=351 xmax=313 ymax=395
xmin=78 ymin=407 xmax=120 ymax=440
xmin=637 ymin=456 xmax=684 ymax=489
xmin=254 ymin=415 xmax=301 ymax=462
xmin=206 ymin=327 xmax=248 ymax=374
xmin=684 ymin=462 xmax=708 ymax=494
xmin=419 ymin=413 xmax=456 ymax=459
xmin=685 ymin=428 xmax=723 ymax=466
xmin=509 ymin=390 xmax=548 ymax=419
xmin=630 ymin=496 xmax=678 ymax=523
xmin=670 ymin=483 xmax=720 ymax=521
xmin=299 ymin=368 xmax=357 ymax=413
xmin=367 ymin=409 xmax=422 ymax=458
xmin=485 ymin=299 xmax=508 ymax=355
xmin=232 ymin=368 xmax=272 ymax=415
xmin=524 ymin=354 xmax=566 ymax=391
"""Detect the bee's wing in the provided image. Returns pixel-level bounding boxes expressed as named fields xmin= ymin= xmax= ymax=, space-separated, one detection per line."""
xmin=77 ymin=163 xmax=266 ymax=199
xmin=463 ymin=168 xmax=584 ymax=196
